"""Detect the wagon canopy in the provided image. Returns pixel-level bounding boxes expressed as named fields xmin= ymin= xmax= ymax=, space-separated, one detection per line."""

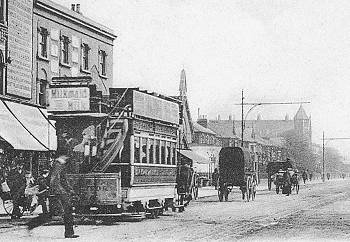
xmin=266 ymin=160 xmax=293 ymax=175
xmin=218 ymin=147 xmax=252 ymax=187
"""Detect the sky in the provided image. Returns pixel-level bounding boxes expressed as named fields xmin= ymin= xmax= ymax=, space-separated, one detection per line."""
xmin=54 ymin=0 xmax=350 ymax=158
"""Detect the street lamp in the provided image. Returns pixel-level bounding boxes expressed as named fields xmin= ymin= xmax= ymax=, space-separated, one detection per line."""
xmin=237 ymin=89 xmax=310 ymax=147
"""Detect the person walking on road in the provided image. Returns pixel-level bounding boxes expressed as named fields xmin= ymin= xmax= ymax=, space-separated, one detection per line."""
xmin=212 ymin=168 xmax=219 ymax=190
xmin=302 ymin=170 xmax=308 ymax=184
xmin=50 ymin=150 xmax=79 ymax=238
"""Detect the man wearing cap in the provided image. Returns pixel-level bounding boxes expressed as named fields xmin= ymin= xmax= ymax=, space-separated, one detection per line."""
xmin=49 ymin=150 xmax=79 ymax=239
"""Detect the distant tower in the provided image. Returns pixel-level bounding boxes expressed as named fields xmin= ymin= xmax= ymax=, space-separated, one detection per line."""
xmin=294 ymin=105 xmax=311 ymax=145
xmin=179 ymin=68 xmax=187 ymax=99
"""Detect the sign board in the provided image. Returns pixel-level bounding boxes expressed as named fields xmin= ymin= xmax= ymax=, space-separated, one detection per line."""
xmin=133 ymin=166 xmax=177 ymax=184
xmin=7 ymin=0 xmax=33 ymax=98
xmin=48 ymin=87 xmax=90 ymax=111
xmin=133 ymin=91 xmax=179 ymax=124
xmin=67 ymin=173 xmax=122 ymax=205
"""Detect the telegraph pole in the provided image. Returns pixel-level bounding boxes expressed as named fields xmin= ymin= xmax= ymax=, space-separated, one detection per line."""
xmin=321 ymin=135 xmax=350 ymax=182
xmin=236 ymin=92 xmax=310 ymax=147
xmin=241 ymin=89 xmax=244 ymax=147
xmin=322 ymin=131 xmax=325 ymax=182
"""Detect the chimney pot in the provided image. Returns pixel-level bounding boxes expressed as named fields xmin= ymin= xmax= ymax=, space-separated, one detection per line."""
xmin=71 ymin=4 xmax=76 ymax=11
xmin=76 ymin=4 xmax=81 ymax=13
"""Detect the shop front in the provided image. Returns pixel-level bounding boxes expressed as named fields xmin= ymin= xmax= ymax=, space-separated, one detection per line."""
xmin=0 ymin=99 xmax=56 ymax=179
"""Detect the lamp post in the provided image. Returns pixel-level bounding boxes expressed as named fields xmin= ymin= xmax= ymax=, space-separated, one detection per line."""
xmin=238 ymin=90 xmax=310 ymax=147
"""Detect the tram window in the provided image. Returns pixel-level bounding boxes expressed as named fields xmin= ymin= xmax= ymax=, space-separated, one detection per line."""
xmin=166 ymin=142 xmax=171 ymax=165
xmin=141 ymin=138 xmax=147 ymax=163
xmin=160 ymin=140 xmax=165 ymax=164
xmin=134 ymin=137 xmax=140 ymax=163
xmin=155 ymin=139 xmax=160 ymax=164
xmin=171 ymin=143 xmax=176 ymax=165
xmin=149 ymin=138 xmax=154 ymax=164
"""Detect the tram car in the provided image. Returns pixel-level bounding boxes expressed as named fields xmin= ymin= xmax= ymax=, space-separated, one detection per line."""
xmin=50 ymin=86 xmax=191 ymax=218
xmin=217 ymin=147 xmax=257 ymax=202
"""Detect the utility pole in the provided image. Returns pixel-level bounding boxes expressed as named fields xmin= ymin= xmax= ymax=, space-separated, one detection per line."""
xmin=322 ymin=131 xmax=325 ymax=182
xmin=241 ymin=89 xmax=244 ymax=147
xmin=321 ymin=135 xmax=350 ymax=182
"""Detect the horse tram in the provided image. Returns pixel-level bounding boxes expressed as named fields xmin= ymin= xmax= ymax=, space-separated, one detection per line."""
xmin=217 ymin=147 xmax=257 ymax=202
xmin=48 ymin=84 xmax=194 ymax=220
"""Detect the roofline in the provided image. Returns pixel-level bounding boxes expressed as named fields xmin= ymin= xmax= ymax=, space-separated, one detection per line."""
xmin=35 ymin=0 xmax=116 ymax=40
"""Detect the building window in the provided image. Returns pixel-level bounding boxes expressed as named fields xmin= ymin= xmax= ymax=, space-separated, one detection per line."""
xmin=81 ymin=43 xmax=90 ymax=71
xmin=99 ymin=50 xmax=107 ymax=76
xmin=38 ymin=69 xmax=48 ymax=106
xmin=38 ymin=28 xmax=48 ymax=58
xmin=60 ymin=35 xmax=69 ymax=64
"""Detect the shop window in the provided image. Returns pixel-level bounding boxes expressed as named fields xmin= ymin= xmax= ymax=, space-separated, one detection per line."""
xmin=155 ymin=139 xmax=160 ymax=164
xmin=148 ymin=138 xmax=154 ymax=164
xmin=99 ymin=50 xmax=107 ymax=76
xmin=38 ymin=27 xmax=48 ymax=58
xmin=60 ymin=35 xmax=70 ymax=64
xmin=141 ymin=137 xmax=147 ymax=163
xmin=166 ymin=142 xmax=171 ymax=165
xmin=134 ymin=137 xmax=140 ymax=163
xmin=160 ymin=140 xmax=165 ymax=164
xmin=81 ymin=43 xmax=90 ymax=71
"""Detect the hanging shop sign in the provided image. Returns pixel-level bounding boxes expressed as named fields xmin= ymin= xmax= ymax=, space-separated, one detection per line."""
xmin=48 ymin=87 xmax=90 ymax=112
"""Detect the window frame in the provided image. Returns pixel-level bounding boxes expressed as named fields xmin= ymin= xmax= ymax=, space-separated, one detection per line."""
xmin=81 ymin=43 xmax=90 ymax=71
xmin=60 ymin=35 xmax=70 ymax=65
xmin=98 ymin=49 xmax=107 ymax=77
xmin=38 ymin=27 xmax=49 ymax=59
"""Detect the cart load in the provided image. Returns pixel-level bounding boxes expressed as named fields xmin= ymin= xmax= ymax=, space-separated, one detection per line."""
xmin=266 ymin=160 xmax=292 ymax=190
xmin=217 ymin=147 xmax=257 ymax=202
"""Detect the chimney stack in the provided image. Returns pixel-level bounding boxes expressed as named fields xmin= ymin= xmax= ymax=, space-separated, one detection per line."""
xmin=71 ymin=4 xmax=76 ymax=11
xmin=197 ymin=115 xmax=208 ymax=128
xmin=76 ymin=4 xmax=81 ymax=13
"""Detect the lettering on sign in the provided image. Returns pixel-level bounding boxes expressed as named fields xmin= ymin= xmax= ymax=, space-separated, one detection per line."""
xmin=7 ymin=0 xmax=33 ymax=98
xmin=48 ymin=87 xmax=90 ymax=111
xmin=133 ymin=166 xmax=177 ymax=184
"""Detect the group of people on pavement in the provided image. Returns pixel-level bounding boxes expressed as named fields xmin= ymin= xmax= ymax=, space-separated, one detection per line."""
xmin=0 ymin=148 xmax=79 ymax=239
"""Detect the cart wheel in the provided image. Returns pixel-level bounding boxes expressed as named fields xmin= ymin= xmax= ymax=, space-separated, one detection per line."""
xmin=3 ymin=199 xmax=13 ymax=215
xmin=276 ymin=186 xmax=279 ymax=194
xmin=218 ymin=189 xmax=223 ymax=202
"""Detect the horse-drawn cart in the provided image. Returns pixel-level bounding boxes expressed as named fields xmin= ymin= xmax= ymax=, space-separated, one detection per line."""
xmin=217 ymin=147 xmax=257 ymax=202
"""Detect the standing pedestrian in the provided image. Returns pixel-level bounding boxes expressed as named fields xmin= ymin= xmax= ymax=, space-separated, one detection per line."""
xmin=302 ymin=170 xmax=307 ymax=184
xmin=49 ymin=150 xmax=79 ymax=238
xmin=7 ymin=164 xmax=26 ymax=219
xmin=37 ymin=169 xmax=50 ymax=215
xmin=212 ymin=168 xmax=219 ymax=190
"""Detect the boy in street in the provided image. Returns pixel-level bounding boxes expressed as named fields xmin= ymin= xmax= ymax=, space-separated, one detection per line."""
xmin=50 ymin=150 xmax=79 ymax=238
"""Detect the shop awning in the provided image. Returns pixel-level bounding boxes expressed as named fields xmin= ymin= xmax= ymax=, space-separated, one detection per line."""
xmin=178 ymin=149 xmax=210 ymax=164
xmin=0 ymin=100 xmax=57 ymax=151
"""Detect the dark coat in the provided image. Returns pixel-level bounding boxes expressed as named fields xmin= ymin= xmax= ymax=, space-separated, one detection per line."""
xmin=49 ymin=159 xmax=74 ymax=196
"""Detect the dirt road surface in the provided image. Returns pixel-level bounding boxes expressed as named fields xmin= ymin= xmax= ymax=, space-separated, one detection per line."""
xmin=1 ymin=179 xmax=349 ymax=241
